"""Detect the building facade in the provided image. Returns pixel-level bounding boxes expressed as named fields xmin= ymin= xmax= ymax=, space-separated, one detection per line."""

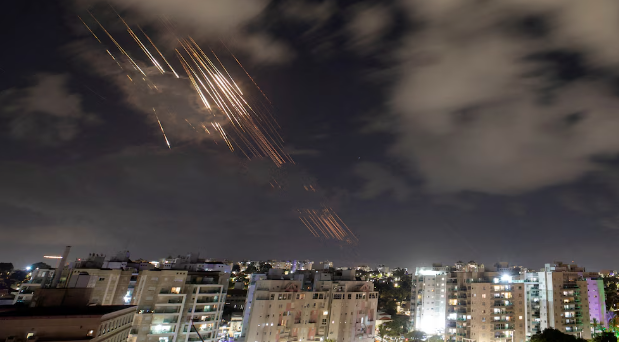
xmin=411 ymin=261 xmax=604 ymax=342
xmin=241 ymin=271 xmax=378 ymax=342
xmin=128 ymin=269 xmax=229 ymax=342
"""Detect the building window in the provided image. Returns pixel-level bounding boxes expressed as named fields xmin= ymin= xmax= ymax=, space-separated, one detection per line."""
xmin=99 ymin=277 xmax=105 ymax=281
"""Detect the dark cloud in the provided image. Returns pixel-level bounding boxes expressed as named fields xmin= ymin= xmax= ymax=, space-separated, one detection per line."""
xmin=353 ymin=162 xmax=411 ymax=201
xmin=0 ymin=73 xmax=97 ymax=145
xmin=345 ymin=4 xmax=392 ymax=53
xmin=376 ymin=0 xmax=619 ymax=194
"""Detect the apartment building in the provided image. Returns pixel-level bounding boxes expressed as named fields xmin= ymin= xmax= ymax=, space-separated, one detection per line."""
xmin=160 ymin=254 xmax=232 ymax=273
xmin=534 ymin=262 xmax=598 ymax=339
xmin=63 ymin=268 xmax=134 ymax=305
xmin=411 ymin=264 xmax=449 ymax=335
xmin=241 ymin=270 xmax=378 ymax=342
xmin=412 ymin=261 xmax=605 ymax=342
xmin=128 ymin=269 xmax=229 ymax=342
xmin=12 ymin=268 xmax=55 ymax=305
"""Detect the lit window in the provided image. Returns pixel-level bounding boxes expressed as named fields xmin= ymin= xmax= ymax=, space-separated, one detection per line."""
xmin=519 ymin=316 xmax=523 ymax=320
xmin=171 ymin=287 xmax=181 ymax=294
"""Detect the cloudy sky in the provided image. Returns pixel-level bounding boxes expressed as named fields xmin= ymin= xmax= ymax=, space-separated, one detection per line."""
xmin=2 ymin=0 xmax=619 ymax=271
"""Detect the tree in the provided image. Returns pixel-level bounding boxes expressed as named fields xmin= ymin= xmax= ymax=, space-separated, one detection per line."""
xmin=244 ymin=264 xmax=258 ymax=274
xmin=258 ymin=262 xmax=272 ymax=273
xmin=404 ymin=330 xmax=426 ymax=342
xmin=30 ymin=262 xmax=52 ymax=270
xmin=384 ymin=299 xmax=397 ymax=315
xmin=0 ymin=263 xmax=13 ymax=275
xmin=231 ymin=264 xmax=241 ymax=273
xmin=378 ymin=324 xmax=389 ymax=341
xmin=593 ymin=318 xmax=601 ymax=338
xmin=530 ymin=328 xmax=587 ymax=342
xmin=392 ymin=268 xmax=407 ymax=279
xmin=427 ymin=335 xmax=443 ymax=342
xmin=9 ymin=270 xmax=28 ymax=284
xmin=604 ymin=276 xmax=619 ymax=312
xmin=593 ymin=332 xmax=618 ymax=342
xmin=608 ymin=312 xmax=619 ymax=337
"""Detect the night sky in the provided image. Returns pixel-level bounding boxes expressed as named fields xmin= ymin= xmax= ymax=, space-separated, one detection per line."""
xmin=2 ymin=1 xmax=619 ymax=271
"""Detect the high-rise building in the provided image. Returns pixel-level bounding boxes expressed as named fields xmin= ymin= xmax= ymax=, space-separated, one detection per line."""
xmin=128 ymin=269 xmax=229 ymax=342
xmin=411 ymin=261 xmax=606 ymax=342
xmin=241 ymin=270 xmax=378 ymax=342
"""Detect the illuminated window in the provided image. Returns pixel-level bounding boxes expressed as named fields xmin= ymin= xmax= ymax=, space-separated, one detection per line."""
xmin=482 ymin=294 xmax=486 ymax=298
xmin=171 ymin=287 xmax=181 ymax=294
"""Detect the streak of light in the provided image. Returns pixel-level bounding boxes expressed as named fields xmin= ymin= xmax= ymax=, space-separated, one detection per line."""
xmin=222 ymin=42 xmax=272 ymax=105
xmin=78 ymin=16 xmax=101 ymax=43
xmin=153 ymin=108 xmax=171 ymax=149
xmin=88 ymin=10 xmax=147 ymax=77
xmin=81 ymin=11 xmax=293 ymax=166
xmin=138 ymin=26 xmax=179 ymax=78
xmin=43 ymin=256 xmax=63 ymax=259
xmin=297 ymin=206 xmax=358 ymax=244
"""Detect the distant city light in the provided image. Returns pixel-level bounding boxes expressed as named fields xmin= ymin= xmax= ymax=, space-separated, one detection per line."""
xmin=25 ymin=266 xmax=31 ymax=271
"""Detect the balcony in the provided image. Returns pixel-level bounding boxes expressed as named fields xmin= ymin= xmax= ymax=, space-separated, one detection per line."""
xmin=189 ymin=307 xmax=218 ymax=313
xmin=563 ymin=284 xmax=579 ymax=289
xmin=198 ymin=288 xmax=221 ymax=294
xmin=192 ymin=317 xmax=216 ymax=323
xmin=153 ymin=308 xmax=180 ymax=314
xmin=494 ymin=325 xmax=513 ymax=331
xmin=493 ymin=302 xmax=513 ymax=307
xmin=158 ymin=299 xmax=184 ymax=305
xmin=148 ymin=329 xmax=175 ymax=335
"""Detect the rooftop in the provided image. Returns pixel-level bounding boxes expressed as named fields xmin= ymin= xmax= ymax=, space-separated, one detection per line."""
xmin=0 ymin=305 xmax=135 ymax=318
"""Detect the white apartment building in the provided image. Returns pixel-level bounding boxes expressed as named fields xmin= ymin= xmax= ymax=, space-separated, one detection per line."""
xmin=242 ymin=270 xmax=378 ymax=342
xmin=411 ymin=265 xmax=449 ymax=335
xmin=129 ymin=270 xmax=229 ymax=342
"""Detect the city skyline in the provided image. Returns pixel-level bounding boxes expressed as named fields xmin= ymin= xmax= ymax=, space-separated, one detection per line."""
xmin=3 ymin=1 xmax=619 ymax=270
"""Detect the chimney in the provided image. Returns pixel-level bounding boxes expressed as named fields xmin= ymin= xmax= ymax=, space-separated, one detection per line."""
xmin=50 ymin=246 xmax=71 ymax=288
